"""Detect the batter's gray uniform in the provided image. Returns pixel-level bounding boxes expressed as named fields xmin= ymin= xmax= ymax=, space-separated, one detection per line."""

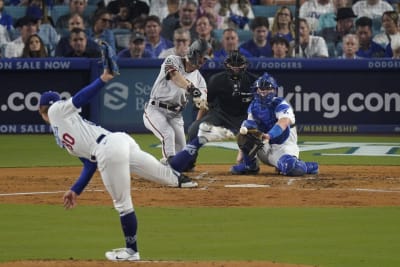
xmin=143 ymin=55 xmax=207 ymax=160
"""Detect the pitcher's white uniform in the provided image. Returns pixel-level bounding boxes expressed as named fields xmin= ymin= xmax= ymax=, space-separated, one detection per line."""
xmin=48 ymin=98 xmax=183 ymax=214
xmin=143 ymin=55 xmax=207 ymax=160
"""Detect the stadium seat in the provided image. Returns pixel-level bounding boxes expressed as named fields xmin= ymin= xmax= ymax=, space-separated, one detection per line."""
xmin=252 ymin=5 xmax=297 ymax=19
xmin=50 ymin=5 xmax=69 ymax=23
xmin=4 ymin=6 xmax=27 ymax=20
xmin=112 ymin=28 xmax=131 ymax=52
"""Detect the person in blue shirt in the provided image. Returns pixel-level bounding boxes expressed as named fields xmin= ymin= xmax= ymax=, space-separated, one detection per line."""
xmin=213 ymin=28 xmax=252 ymax=58
xmin=355 ymin=16 xmax=385 ymax=58
xmin=240 ymin=16 xmax=272 ymax=58
xmin=0 ymin=0 xmax=13 ymax=31
xmin=144 ymin=15 xmax=173 ymax=58
xmin=117 ymin=31 xmax=154 ymax=59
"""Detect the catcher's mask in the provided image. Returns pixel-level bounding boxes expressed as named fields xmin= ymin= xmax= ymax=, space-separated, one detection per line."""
xmin=224 ymin=50 xmax=248 ymax=80
xmin=187 ymin=39 xmax=213 ymax=68
xmin=254 ymin=73 xmax=278 ymax=105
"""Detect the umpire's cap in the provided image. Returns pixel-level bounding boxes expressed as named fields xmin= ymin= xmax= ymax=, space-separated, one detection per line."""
xmin=40 ymin=91 xmax=60 ymax=106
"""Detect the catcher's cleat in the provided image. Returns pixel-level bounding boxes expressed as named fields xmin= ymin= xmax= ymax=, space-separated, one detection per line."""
xmin=230 ymin=162 xmax=260 ymax=175
xmin=105 ymin=248 xmax=140 ymax=261
xmin=198 ymin=123 xmax=234 ymax=142
xmin=178 ymin=174 xmax=198 ymax=188
xmin=306 ymin=162 xmax=319 ymax=174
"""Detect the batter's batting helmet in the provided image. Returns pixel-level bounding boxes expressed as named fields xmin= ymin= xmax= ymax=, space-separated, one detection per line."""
xmin=224 ymin=50 xmax=248 ymax=80
xmin=40 ymin=91 xmax=60 ymax=106
xmin=187 ymin=39 xmax=213 ymax=67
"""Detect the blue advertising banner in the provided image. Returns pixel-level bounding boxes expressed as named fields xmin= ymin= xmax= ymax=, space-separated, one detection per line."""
xmin=0 ymin=58 xmax=399 ymax=134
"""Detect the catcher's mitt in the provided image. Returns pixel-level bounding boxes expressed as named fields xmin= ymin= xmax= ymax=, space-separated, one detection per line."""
xmin=98 ymin=40 xmax=119 ymax=75
xmin=237 ymin=128 xmax=264 ymax=158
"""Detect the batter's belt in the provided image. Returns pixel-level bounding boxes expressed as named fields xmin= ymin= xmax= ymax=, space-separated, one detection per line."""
xmin=150 ymin=100 xmax=183 ymax=112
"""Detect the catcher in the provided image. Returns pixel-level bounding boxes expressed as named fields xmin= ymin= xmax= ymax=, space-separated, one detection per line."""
xmin=231 ymin=72 xmax=319 ymax=176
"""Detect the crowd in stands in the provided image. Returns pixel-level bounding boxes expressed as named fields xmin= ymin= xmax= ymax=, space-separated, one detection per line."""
xmin=0 ymin=0 xmax=399 ymax=59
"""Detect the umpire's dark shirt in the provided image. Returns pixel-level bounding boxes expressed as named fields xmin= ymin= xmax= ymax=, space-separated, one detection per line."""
xmin=207 ymin=71 xmax=258 ymax=117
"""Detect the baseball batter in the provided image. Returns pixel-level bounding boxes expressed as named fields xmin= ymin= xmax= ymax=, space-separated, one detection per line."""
xmin=38 ymin=69 xmax=197 ymax=262
xmin=230 ymin=72 xmax=319 ymax=176
xmin=143 ymin=39 xmax=211 ymax=164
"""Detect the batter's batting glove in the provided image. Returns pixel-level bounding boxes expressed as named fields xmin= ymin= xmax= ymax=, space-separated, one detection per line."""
xmin=187 ymin=84 xmax=208 ymax=110
xmin=187 ymin=84 xmax=202 ymax=98
xmin=98 ymin=40 xmax=120 ymax=75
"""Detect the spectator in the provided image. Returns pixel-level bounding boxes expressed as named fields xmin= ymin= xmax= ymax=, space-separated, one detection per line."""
xmin=317 ymin=0 xmax=351 ymax=33
xmin=160 ymin=0 xmax=180 ymax=26
xmin=197 ymin=0 xmax=223 ymax=29
xmin=117 ymin=31 xmax=153 ymax=59
xmin=213 ymin=28 xmax=252 ymax=58
xmin=55 ymin=14 xmax=100 ymax=57
xmin=112 ymin=2 xmax=133 ymax=30
xmin=352 ymin=0 xmax=393 ymax=20
xmin=144 ymin=15 xmax=173 ymax=58
xmin=0 ymin=0 xmax=14 ymax=31
xmin=131 ymin=16 xmax=146 ymax=34
xmin=339 ymin=33 xmax=361 ymax=58
xmin=159 ymin=27 xmax=191 ymax=58
xmin=105 ymin=0 xmax=149 ymax=20
xmin=355 ymin=16 xmax=385 ymax=58
xmin=195 ymin=14 xmax=222 ymax=51
xmin=271 ymin=36 xmax=290 ymax=58
xmin=21 ymin=33 xmax=48 ymax=57
xmin=55 ymin=0 xmax=91 ymax=33
xmin=65 ymin=27 xmax=101 ymax=58
xmin=319 ymin=7 xmax=356 ymax=57
xmin=258 ymin=0 xmax=306 ymax=5
xmin=25 ymin=3 xmax=59 ymax=57
xmin=239 ymin=16 xmax=272 ymax=58
xmin=390 ymin=34 xmax=400 ymax=58
xmin=0 ymin=24 xmax=10 ymax=51
xmin=373 ymin=11 xmax=400 ymax=49
xmin=270 ymin=6 xmax=295 ymax=43
xmin=87 ymin=8 xmax=116 ymax=52
xmin=219 ymin=0 xmax=254 ymax=30
xmin=161 ymin=0 xmax=198 ymax=42
xmin=149 ymin=0 xmax=169 ymax=21
xmin=300 ymin=0 xmax=335 ymax=34
xmin=4 ymin=16 xmax=38 ymax=58
xmin=184 ymin=50 xmax=258 ymax=171
xmin=292 ymin=18 xmax=328 ymax=58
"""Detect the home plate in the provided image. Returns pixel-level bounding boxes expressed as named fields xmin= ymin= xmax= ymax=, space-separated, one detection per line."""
xmin=225 ymin=184 xmax=270 ymax=188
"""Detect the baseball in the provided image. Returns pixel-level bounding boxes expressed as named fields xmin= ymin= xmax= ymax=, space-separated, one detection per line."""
xmin=240 ymin=127 xmax=248 ymax=135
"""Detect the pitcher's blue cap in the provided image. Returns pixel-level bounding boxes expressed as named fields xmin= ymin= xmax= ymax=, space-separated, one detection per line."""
xmin=39 ymin=91 xmax=60 ymax=106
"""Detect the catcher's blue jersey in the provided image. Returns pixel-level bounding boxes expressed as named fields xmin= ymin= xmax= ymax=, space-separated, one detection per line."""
xmin=248 ymin=96 xmax=294 ymax=144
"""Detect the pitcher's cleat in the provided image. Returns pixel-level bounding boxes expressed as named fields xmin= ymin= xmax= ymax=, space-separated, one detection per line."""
xmin=105 ymin=248 xmax=140 ymax=261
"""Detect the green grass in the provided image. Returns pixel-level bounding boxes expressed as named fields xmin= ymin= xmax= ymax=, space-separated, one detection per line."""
xmin=0 ymin=204 xmax=400 ymax=267
xmin=0 ymin=134 xmax=399 ymax=167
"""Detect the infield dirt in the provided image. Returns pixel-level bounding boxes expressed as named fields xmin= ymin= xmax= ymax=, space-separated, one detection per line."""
xmin=0 ymin=164 xmax=399 ymax=267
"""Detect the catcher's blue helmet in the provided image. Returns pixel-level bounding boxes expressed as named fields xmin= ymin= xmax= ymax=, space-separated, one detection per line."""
xmin=253 ymin=72 xmax=278 ymax=104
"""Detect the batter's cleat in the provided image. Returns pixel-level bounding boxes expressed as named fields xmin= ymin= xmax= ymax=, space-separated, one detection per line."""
xmin=230 ymin=162 xmax=260 ymax=175
xmin=105 ymin=248 xmax=140 ymax=261
xmin=306 ymin=162 xmax=319 ymax=174
xmin=198 ymin=123 xmax=235 ymax=142
xmin=178 ymin=174 xmax=198 ymax=188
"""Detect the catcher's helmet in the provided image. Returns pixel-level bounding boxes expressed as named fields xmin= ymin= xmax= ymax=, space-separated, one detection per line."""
xmin=224 ymin=50 xmax=248 ymax=80
xmin=253 ymin=72 xmax=278 ymax=104
xmin=187 ymin=39 xmax=213 ymax=67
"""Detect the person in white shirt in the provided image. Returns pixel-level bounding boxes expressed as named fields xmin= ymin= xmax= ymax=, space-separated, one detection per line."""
xmin=300 ymin=0 xmax=335 ymax=34
xmin=0 ymin=24 xmax=10 ymax=52
xmin=292 ymin=18 xmax=329 ymax=58
xmin=159 ymin=27 xmax=191 ymax=58
xmin=390 ymin=34 xmax=400 ymax=58
xmin=4 ymin=16 xmax=38 ymax=58
xmin=373 ymin=11 xmax=400 ymax=49
xmin=352 ymin=0 xmax=393 ymax=20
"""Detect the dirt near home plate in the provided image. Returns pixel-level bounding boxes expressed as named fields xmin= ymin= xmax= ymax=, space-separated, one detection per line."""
xmin=0 ymin=164 xmax=399 ymax=267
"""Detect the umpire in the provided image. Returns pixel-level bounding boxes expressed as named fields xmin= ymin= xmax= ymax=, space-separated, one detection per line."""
xmin=186 ymin=50 xmax=258 ymax=170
